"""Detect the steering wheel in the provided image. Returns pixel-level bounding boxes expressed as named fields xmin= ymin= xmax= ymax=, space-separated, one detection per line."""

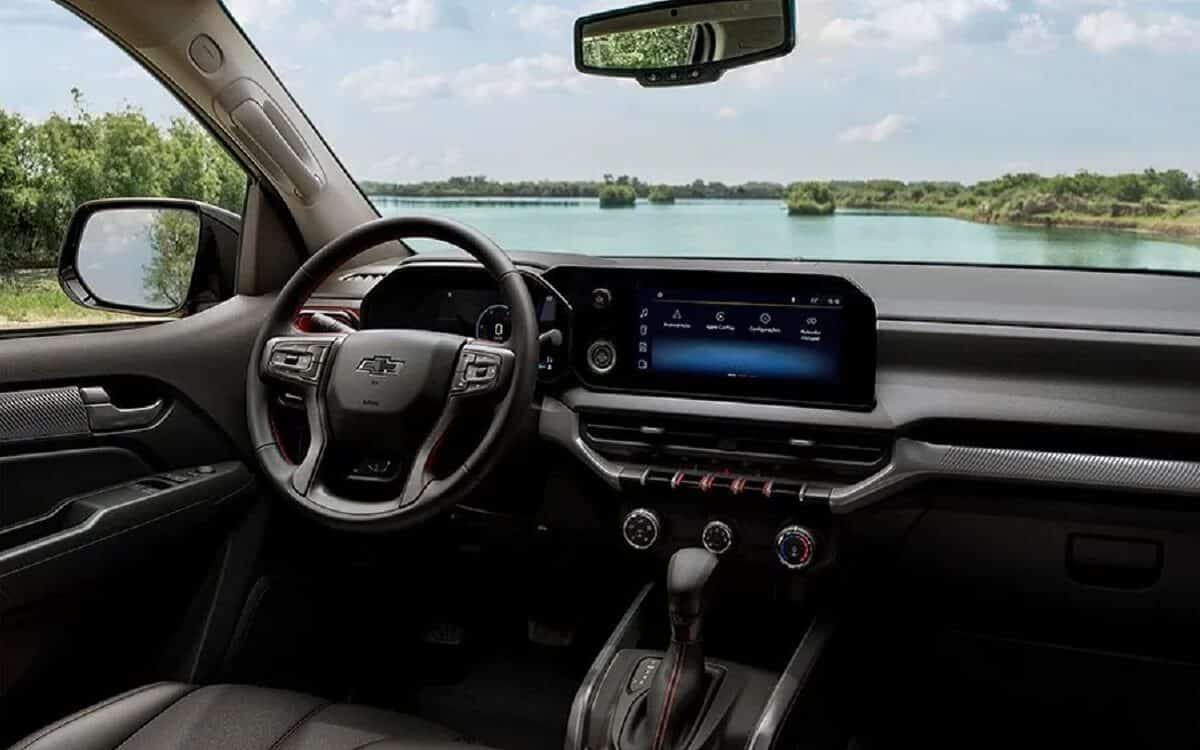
xmin=246 ymin=216 xmax=538 ymax=531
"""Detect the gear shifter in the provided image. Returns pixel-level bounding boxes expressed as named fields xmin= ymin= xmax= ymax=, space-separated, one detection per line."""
xmin=642 ymin=548 xmax=719 ymax=750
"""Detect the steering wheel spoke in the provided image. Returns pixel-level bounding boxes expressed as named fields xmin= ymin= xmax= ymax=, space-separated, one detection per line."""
xmin=260 ymin=335 xmax=345 ymax=496
xmin=397 ymin=397 xmax=465 ymax=507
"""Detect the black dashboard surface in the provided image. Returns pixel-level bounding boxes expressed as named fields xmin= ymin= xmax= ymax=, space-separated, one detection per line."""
xmin=320 ymin=251 xmax=1200 ymax=335
xmin=319 ymin=252 xmax=1200 ymax=441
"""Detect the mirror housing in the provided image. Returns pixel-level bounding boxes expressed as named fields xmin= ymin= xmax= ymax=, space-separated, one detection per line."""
xmin=58 ymin=198 xmax=241 ymax=317
xmin=575 ymin=0 xmax=795 ymax=87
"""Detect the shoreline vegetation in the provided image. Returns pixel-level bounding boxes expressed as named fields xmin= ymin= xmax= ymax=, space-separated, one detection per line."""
xmin=363 ymin=171 xmax=1200 ymax=244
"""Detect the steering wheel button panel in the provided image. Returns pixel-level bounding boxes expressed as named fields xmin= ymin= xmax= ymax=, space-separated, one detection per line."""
xmin=264 ymin=337 xmax=339 ymax=386
xmin=450 ymin=345 xmax=512 ymax=397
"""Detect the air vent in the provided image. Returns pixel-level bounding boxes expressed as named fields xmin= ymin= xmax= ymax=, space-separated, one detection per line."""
xmin=581 ymin=412 xmax=891 ymax=482
xmin=339 ymin=271 xmax=388 ymax=283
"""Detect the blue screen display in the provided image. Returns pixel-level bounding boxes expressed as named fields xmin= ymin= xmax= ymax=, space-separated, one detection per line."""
xmin=636 ymin=287 xmax=844 ymax=385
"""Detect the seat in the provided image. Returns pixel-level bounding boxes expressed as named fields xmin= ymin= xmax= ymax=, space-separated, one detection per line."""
xmin=8 ymin=682 xmax=496 ymax=750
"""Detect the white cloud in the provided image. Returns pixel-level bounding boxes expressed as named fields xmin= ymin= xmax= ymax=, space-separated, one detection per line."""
xmin=370 ymin=146 xmax=465 ymax=179
xmin=715 ymin=106 xmax=739 ymax=120
xmin=509 ymin=3 xmax=572 ymax=35
xmin=1075 ymin=10 xmax=1200 ymax=53
xmin=0 ymin=0 xmax=76 ymax=27
xmin=225 ymin=0 xmax=293 ymax=27
xmin=1008 ymin=13 xmax=1057 ymax=55
xmin=897 ymin=54 xmax=940 ymax=78
xmin=297 ymin=20 xmax=325 ymax=42
xmin=109 ymin=64 xmax=143 ymax=80
xmin=837 ymin=114 xmax=909 ymax=144
xmin=732 ymin=58 xmax=787 ymax=90
xmin=336 ymin=0 xmax=471 ymax=32
xmin=819 ymin=0 xmax=1010 ymax=47
xmin=340 ymin=54 xmax=583 ymax=103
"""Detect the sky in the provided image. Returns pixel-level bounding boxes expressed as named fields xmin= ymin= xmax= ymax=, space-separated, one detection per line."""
xmin=2 ymin=0 xmax=1199 ymax=184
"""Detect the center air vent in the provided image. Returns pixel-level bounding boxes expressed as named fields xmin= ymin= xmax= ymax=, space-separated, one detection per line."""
xmin=581 ymin=412 xmax=892 ymax=482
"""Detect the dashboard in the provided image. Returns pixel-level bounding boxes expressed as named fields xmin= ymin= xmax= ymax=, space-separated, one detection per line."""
xmin=319 ymin=252 xmax=1200 ymax=572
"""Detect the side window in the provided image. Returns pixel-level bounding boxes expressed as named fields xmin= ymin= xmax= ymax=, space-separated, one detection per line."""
xmin=0 ymin=5 xmax=246 ymax=331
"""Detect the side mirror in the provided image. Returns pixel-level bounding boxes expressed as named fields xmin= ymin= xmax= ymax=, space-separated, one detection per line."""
xmin=575 ymin=0 xmax=795 ymax=87
xmin=58 ymin=198 xmax=240 ymax=316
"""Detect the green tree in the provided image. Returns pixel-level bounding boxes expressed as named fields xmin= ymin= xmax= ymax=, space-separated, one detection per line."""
xmin=582 ymin=25 xmax=694 ymax=69
xmin=648 ymin=185 xmax=675 ymax=204
xmin=598 ymin=183 xmax=637 ymax=208
xmin=785 ymin=182 xmax=835 ymax=216
xmin=142 ymin=209 xmax=200 ymax=308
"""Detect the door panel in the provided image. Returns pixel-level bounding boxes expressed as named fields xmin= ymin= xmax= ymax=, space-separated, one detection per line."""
xmin=0 ymin=294 xmax=276 ymax=745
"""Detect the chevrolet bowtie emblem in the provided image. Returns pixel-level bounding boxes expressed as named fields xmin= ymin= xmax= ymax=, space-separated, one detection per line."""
xmin=356 ymin=355 xmax=404 ymax=376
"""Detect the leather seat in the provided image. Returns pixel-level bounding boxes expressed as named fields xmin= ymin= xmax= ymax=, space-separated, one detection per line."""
xmin=8 ymin=682 xmax=496 ymax=750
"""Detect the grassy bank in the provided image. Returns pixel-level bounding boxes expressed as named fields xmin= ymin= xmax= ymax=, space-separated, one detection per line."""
xmin=0 ymin=269 xmax=140 ymax=327
xmin=840 ymin=201 xmax=1200 ymax=244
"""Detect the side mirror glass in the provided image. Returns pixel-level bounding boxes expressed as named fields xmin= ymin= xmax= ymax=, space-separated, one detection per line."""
xmin=576 ymin=0 xmax=794 ymax=87
xmin=58 ymin=197 xmax=245 ymax=317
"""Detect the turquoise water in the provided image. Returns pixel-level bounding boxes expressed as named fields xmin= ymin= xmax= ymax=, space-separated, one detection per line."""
xmin=370 ymin=197 xmax=1200 ymax=272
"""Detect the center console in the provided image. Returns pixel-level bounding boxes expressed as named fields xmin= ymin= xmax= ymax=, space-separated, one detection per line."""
xmin=567 ymin=548 xmax=836 ymax=750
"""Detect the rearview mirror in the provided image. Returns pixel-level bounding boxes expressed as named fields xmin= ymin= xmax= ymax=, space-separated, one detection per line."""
xmin=575 ymin=0 xmax=794 ymax=87
xmin=59 ymin=198 xmax=240 ymax=316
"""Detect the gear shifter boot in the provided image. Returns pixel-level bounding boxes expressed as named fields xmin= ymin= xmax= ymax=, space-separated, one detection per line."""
xmin=640 ymin=548 xmax=719 ymax=750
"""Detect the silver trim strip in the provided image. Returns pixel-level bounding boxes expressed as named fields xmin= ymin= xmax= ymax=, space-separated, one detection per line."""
xmin=829 ymin=439 xmax=1200 ymax=513
xmin=747 ymin=612 xmax=837 ymax=750
xmin=564 ymin=582 xmax=655 ymax=750
xmin=538 ymin=400 xmax=1200 ymax=512
xmin=539 ymin=397 xmax=625 ymax=490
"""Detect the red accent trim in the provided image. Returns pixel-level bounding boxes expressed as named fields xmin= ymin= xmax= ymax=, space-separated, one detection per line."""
xmin=294 ymin=306 xmax=361 ymax=332
xmin=670 ymin=471 xmax=684 ymax=490
xmin=730 ymin=478 xmax=746 ymax=496
xmin=652 ymin=642 xmax=686 ymax=750
xmin=699 ymin=474 xmax=714 ymax=493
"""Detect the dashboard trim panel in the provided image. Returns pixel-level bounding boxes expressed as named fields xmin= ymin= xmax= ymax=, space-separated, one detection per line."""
xmin=539 ymin=397 xmax=1200 ymax=512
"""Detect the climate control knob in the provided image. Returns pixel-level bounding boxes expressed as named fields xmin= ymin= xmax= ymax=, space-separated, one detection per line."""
xmin=775 ymin=525 xmax=817 ymax=570
xmin=701 ymin=521 xmax=735 ymax=555
xmin=622 ymin=508 xmax=661 ymax=550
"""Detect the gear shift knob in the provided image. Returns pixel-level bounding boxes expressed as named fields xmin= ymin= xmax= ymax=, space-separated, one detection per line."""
xmin=666 ymin=547 xmax=720 ymax=637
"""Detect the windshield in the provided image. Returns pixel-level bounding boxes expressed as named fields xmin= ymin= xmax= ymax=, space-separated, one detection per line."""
xmin=53 ymin=2 xmax=1200 ymax=271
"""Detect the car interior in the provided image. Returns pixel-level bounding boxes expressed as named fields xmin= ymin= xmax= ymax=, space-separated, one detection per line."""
xmin=3 ymin=1 xmax=1200 ymax=749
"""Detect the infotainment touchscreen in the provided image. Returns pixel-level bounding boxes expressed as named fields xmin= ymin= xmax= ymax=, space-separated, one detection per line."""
xmin=620 ymin=272 xmax=875 ymax=408
xmin=636 ymin=287 xmax=844 ymax=386
xmin=541 ymin=266 xmax=876 ymax=409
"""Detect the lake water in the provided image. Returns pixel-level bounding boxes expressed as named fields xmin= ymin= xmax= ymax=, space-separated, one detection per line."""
xmin=370 ymin=197 xmax=1200 ymax=272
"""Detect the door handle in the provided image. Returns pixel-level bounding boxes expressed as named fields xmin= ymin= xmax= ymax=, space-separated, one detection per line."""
xmin=80 ymin=387 xmax=166 ymax=432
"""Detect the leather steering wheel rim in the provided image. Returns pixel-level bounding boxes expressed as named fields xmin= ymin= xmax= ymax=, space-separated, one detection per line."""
xmin=246 ymin=215 xmax=538 ymax=531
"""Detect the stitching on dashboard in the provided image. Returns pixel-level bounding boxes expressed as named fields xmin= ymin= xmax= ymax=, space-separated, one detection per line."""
xmin=267 ymin=700 xmax=332 ymax=750
xmin=11 ymin=682 xmax=184 ymax=750
xmin=112 ymin=687 xmax=199 ymax=750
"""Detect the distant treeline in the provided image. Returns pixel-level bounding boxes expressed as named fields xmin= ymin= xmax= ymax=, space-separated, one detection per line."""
xmin=0 ymin=90 xmax=245 ymax=271
xmin=361 ymin=175 xmax=788 ymax=200
xmin=364 ymin=171 xmax=1200 ymax=239
xmin=362 ymin=170 xmax=1200 ymax=206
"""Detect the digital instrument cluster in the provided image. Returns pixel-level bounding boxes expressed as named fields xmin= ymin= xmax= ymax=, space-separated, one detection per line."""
xmin=359 ymin=266 xmax=570 ymax=382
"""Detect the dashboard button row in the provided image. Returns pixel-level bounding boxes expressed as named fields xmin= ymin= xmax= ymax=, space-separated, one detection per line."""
xmin=637 ymin=469 xmax=830 ymax=506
